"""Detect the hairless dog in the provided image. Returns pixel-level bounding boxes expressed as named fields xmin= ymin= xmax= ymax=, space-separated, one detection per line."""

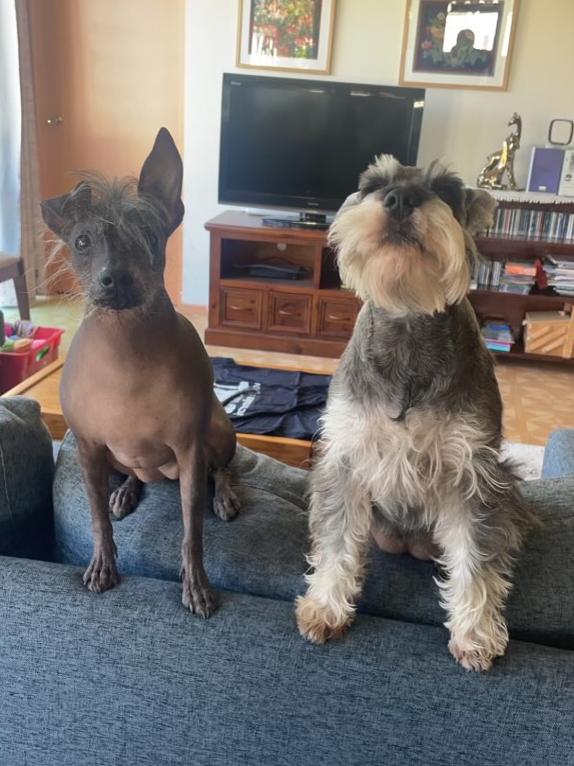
xmin=41 ymin=128 xmax=239 ymax=617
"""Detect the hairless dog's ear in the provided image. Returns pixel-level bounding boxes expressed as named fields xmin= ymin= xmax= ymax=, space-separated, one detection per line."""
xmin=138 ymin=127 xmax=185 ymax=235
xmin=41 ymin=182 xmax=92 ymax=238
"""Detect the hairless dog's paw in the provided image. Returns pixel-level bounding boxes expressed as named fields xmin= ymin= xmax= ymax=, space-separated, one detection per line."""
xmin=212 ymin=469 xmax=240 ymax=521
xmin=213 ymin=486 xmax=240 ymax=522
xmin=83 ymin=552 xmax=120 ymax=593
xmin=181 ymin=566 xmax=219 ymax=618
xmin=110 ymin=475 xmax=142 ymax=520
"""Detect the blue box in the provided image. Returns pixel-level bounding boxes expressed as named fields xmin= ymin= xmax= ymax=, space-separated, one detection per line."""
xmin=527 ymin=147 xmax=565 ymax=193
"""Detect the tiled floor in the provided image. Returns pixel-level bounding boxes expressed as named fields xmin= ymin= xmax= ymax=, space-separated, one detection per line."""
xmin=3 ymin=297 xmax=574 ymax=445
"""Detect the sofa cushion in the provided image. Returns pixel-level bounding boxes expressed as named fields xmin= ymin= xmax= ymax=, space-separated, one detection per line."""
xmin=0 ymin=396 xmax=54 ymax=557
xmin=53 ymin=433 xmax=574 ymax=649
xmin=1 ymin=556 xmax=573 ymax=766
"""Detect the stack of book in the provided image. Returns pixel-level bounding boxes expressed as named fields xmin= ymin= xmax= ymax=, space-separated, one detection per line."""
xmin=470 ymin=259 xmax=536 ymax=294
xmin=543 ymin=256 xmax=574 ymax=297
xmin=481 ymin=321 xmax=514 ymax=353
xmin=499 ymin=260 xmax=537 ymax=294
xmin=470 ymin=259 xmax=503 ymax=290
xmin=487 ymin=207 xmax=574 ymax=242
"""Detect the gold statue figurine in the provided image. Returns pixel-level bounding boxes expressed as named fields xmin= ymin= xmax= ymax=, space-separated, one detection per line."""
xmin=477 ymin=113 xmax=522 ymax=191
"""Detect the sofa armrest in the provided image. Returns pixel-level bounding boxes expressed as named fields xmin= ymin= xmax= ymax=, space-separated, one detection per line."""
xmin=542 ymin=430 xmax=574 ymax=479
xmin=0 ymin=397 xmax=54 ymax=557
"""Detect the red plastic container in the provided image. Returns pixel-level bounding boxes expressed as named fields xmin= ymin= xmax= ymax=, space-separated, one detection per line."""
xmin=0 ymin=323 xmax=64 ymax=393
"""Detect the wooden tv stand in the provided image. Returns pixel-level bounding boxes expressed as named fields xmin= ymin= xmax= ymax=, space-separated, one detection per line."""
xmin=205 ymin=211 xmax=360 ymax=357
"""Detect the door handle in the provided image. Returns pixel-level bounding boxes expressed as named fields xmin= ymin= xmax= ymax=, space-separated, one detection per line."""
xmin=46 ymin=115 xmax=63 ymax=126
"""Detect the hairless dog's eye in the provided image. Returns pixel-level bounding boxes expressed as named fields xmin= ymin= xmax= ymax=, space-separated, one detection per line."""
xmin=75 ymin=234 xmax=91 ymax=251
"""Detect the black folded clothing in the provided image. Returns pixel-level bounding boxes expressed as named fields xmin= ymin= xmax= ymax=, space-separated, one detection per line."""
xmin=235 ymin=259 xmax=311 ymax=281
xmin=211 ymin=357 xmax=331 ymax=441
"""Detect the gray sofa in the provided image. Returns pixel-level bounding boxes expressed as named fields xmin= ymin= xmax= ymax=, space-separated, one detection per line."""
xmin=1 ymin=397 xmax=573 ymax=766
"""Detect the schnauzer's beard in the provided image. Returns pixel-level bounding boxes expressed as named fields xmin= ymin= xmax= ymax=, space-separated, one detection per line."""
xmin=329 ymin=197 xmax=470 ymax=316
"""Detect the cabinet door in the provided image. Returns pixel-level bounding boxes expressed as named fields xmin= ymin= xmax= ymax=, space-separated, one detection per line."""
xmin=220 ymin=288 xmax=263 ymax=329
xmin=317 ymin=297 xmax=359 ymax=339
xmin=267 ymin=292 xmax=312 ymax=335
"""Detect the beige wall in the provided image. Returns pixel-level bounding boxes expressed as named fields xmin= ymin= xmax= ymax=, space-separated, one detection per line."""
xmin=183 ymin=0 xmax=574 ymax=304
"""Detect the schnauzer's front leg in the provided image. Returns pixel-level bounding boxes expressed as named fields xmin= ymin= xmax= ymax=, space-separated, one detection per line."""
xmin=434 ymin=493 xmax=519 ymax=672
xmin=296 ymin=451 xmax=372 ymax=644
xmin=179 ymin=443 xmax=218 ymax=618
xmin=77 ymin=440 xmax=119 ymax=593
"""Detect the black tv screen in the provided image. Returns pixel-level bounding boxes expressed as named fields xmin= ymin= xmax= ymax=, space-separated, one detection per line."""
xmin=219 ymin=73 xmax=425 ymax=213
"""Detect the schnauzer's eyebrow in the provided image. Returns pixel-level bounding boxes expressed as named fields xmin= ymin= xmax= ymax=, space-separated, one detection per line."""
xmin=365 ymin=177 xmax=388 ymax=189
xmin=359 ymin=176 xmax=390 ymax=197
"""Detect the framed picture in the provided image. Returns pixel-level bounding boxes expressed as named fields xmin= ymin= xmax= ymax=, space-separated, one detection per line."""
xmin=237 ymin=0 xmax=336 ymax=74
xmin=400 ymin=0 xmax=520 ymax=90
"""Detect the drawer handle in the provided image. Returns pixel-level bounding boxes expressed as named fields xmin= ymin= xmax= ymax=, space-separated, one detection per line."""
xmin=230 ymin=304 xmax=250 ymax=311
xmin=279 ymin=309 xmax=295 ymax=316
xmin=328 ymin=313 xmax=350 ymax=321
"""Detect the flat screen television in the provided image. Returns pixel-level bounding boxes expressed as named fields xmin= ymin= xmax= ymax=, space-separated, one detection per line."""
xmin=218 ymin=73 xmax=425 ymax=220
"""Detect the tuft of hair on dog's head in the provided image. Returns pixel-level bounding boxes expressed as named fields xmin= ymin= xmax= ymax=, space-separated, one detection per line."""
xmin=328 ymin=156 xmax=496 ymax=317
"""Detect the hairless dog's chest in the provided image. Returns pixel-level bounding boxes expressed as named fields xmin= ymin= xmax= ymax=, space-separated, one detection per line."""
xmin=61 ymin=315 xmax=212 ymax=478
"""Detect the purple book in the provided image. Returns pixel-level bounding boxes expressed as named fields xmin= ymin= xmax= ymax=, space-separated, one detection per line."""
xmin=527 ymin=147 xmax=565 ymax=193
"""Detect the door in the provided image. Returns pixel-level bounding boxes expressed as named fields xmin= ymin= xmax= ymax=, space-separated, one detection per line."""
xmin=29 ymin=0 xmax=185 ymax=301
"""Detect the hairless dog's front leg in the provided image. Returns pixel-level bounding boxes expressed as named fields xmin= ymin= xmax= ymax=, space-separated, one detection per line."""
xmin=76 ymin=439 xmax=119 ymax=593
xmin=179 ymin=442 xmax=218 ymax=617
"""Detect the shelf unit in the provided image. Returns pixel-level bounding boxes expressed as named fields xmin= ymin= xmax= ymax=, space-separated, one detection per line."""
xmin=470 ymin=197 xmax=574 ymax=364
xmin=205 ymin=209 xmax=574 ymax=362
xmin=205 ymin=211 xmax=360 ymax=356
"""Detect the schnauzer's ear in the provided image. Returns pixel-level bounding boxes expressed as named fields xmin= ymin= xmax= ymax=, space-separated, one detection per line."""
xmin=41 ymin=182 xmax=92 ymax=238
xmin=138 ymin=127 xmax=185 ymax=235
xmin=463 ymin=188 xmax=497 ymax=235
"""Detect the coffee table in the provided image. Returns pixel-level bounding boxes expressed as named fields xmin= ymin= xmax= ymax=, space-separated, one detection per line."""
xmin=5 ymin=358 xmax=315 ymax=468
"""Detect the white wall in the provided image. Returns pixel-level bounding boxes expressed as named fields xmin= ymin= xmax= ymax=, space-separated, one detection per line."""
xmin=183 ymin=0 xmax=574 ymax=305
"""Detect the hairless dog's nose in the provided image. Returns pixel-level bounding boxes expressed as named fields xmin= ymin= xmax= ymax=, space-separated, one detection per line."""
xmin=99 ymin=268 xmax=114 ymax=289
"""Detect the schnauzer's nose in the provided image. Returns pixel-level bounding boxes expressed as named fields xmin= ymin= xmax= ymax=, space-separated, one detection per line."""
xmin=383 ymin=187 xmax=419 ymax=220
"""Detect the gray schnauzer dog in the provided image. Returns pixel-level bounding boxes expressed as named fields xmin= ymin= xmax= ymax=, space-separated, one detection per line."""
xmin=295 ymin=155 xmax=534 ymax=671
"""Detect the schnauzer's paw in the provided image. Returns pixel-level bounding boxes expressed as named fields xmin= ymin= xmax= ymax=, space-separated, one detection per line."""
xmin=212 ymin=486 xmax=240 ymax=522
xmin=448 ymin=631 xmax=507 ymax=672
xmin=109 ymin=476 xmax=142 ymax=520
xmin=83 ymin=552 xmax=119 ymax=593
xmin=295 ymin=596 xmax=352 ymax=644
xmin=181 ymin=566 xmax=219 ymax=618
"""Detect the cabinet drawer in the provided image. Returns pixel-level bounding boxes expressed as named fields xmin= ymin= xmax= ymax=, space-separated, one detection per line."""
xmin=267 ymin=292 xmax=312 ymax=335
xmin=317 ymin=298 xmax=359 ymax=338
xmin=220 ymin=288 xmax=262 ymax=329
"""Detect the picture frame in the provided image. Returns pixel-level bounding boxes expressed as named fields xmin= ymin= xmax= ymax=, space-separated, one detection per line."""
xmin=399 ymin=0 xmax=520 ymax=91
xmin=237 ymin=0 xmax=336 ymax=74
